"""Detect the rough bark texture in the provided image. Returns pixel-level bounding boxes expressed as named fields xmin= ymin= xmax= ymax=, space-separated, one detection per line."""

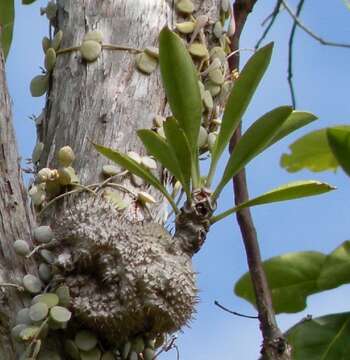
xmin=0 ymin=41 xmax=36 ymax=359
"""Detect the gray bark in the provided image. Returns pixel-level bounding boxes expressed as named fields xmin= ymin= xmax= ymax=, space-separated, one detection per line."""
xmin=0 ymin=40 xmax=36 ymax=359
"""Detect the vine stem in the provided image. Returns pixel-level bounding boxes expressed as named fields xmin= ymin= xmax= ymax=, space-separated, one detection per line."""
xmin=228 ymin=1 xmax=291 ymax=359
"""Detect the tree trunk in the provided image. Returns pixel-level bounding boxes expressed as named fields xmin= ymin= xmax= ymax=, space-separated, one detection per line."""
xmin=0 ymin=38 xmax=36 ymax=359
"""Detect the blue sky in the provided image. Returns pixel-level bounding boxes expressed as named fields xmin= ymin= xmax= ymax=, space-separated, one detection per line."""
xmin=5 ymin=1 xmax=350 ymax=359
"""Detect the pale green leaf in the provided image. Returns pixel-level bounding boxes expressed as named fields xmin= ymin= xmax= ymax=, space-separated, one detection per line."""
xmin=213 ymin=106 xmax=293 ymax=199
xmin=163 ymin=117 xmax=192 ymax=196
xmin=159 ymin=27 xmax=202 ymax=158
xmin=280 ymin=126 xmax=350 ymax=173
xmin=235 ymin=241 xmax=350 ymax=314
xmin=235 ymin=252 xmax=326 ymax=314
xmin=327 ymin=127 xmax=350 ymax=177
xmin=0 ymin=0 xmax=14 ymax=59
xmin=94 ymin=143 xmax=178 ymax=212
xmin=286 ymin=312 xmax=350 ymax=360
xmin=208 ymin=43 xmax=273 ymax=184
xmin=211 ymin=180 xmax=335 ymax=223
xmin=267 ymin=111 xmax=318 ymax=149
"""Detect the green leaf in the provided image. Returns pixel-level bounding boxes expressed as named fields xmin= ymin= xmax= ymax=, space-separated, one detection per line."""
xmin=211 ymin=180 xmax=335 ymax=223
xmin=286 ymin=312 xmax=350 ymax=360
xmin=159 ymin=27 xmax=202 ymax=158
xmin=137 ymin=129 xmax=189 ymax=196
xmin=267 ymin=111 xmax=318 ymax=149
xmin=318 ymin=241 xmax=350 ymax=290
xmin=93 ymin=143 xmax=178 ymax=212
xmin=280 ymin=126 xmax=350 ymax=173
xmin=213 ymin=106 xmax=293 ymax=200
xmin=207 ymin=43 xmax=273 ymax=185
xmin=163 ymin=117 xmax=192 ymax=196
xmin=327 ymin=128 xmax=350 ymax=177
xmin=235 ymin=240 xmax=350 ymax=314
xmin=235 ymin=252 xmax=326 ymax=314
xmin=0 ymin=0 xmax=14 ymax=59
xmin=22 ymin=0 xmax=38 ymax=3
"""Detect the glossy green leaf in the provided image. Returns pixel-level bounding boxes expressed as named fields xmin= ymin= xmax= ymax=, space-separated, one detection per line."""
xmin=207 ymin=43 xmax=273 ymax=185
xmin=318 ymin=241 xmax=350 ymax=290
xmin=327 ymin=127 xmax=350 ymax=177
xmin=235 ymin=252 xmax=326 ymax=314
xmin=0 ymin=0 xmax=14 ymax=59
xmin=280 ymin=126 xmax=350 ymax=173
xmin=163 ymin=117 xmax=192 ymax=196
xmin=212 ymin=180 xmax=335 ymax=223
xmin=213 ymin=106 xmax=293 ymax=199
xmin=235 ymin=241 xmax=350 ymax=314
xmin=286 ymin=312 xmax=350 ymax=360
xmin=137 ymin=129 xmax=189 ymax=195
xmin=267 ymin=111 xmax=318 ymax=149
xmin=159 ymin=27 xmax=202 ymax=162
xmin=94 ymin=143 xmax=178 ymax=212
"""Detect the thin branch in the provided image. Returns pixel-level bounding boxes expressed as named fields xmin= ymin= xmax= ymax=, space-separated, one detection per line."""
xmin=255 ymin=0 xmax=282 ymax=50
xmin=287 ymin=0 xmax=305 ymax=108
xmin=214 ymin=300 xmax=258 ymax=319
xmin=229 ymin=1 xmax=291 ymax=358
xmin=281 ymin=0 xmax=350 ymax=49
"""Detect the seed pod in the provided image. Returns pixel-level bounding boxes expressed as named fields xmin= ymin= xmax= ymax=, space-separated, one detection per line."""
xmin=28 ymin=185 xmax=46 ymax=206
xmin=203 ymin=90 xmax=213 ymax=111
xmin=137 ymin=191 xmax=156 ymax=205
xmin=127 ymin=151 xmax=142 ymax=164
xmin=58 ymin=166 xmax=77 ymax=185
xmin=44 ymin=48 xmax=57 ymax=72
xmin=80 ymin=40 xmax=102 ymax=62
xmin=198 ymin=126 xmax=208 ymax=147
xmin=80 ymin=347 xmax=101 ymax=360
xmin=38 ymin=263 xmax=53 ymax=283
xmin=75 ymin=330 xmax=98 ymax=351
xmin=16 ymin=308 xmax=32 ymax=325
xmin=213 ymin=21 xmax=223 ymax=39
xmin=83 ymin=30 xmax=103 ymax=44
xmin=42 ymin=37 xmax=51 ymax=53
xmin=208 ymin=68 xmax=224 ymax=85
xmin=46 ymin=178 xmax=61 ymax=197
xmin=144 ymin=47 xmax=159 ymax=59
xmin=33 ymin=225 xmax=54 ymax=244
xmin=135 ymin=51 xmax=158 ymax=74
xmin=50 ymin=306 xmax=72 ymax=324
xmin=32 ymin=142 xmax=44 ymax=164
xmin=141 ymin=156 xmax=157 ymax=170
xmin=29 ymin=302 xmax=49 ymax=323
xmin=13 ymin=240 xmax=30 ymax=256
xmin=143 ymin=348 xmax=155 ymax=360
xmin=37 ymin=168 xmax=53 ymax=183
xmin=175 ymin=0 xmax=195 ymax=14
xmin=102 ymin=164 xmax=120 ymax=177
xmin=30 ymin=74 xmax=49 ymax=97
xmin=45 ymin=1 xmax=57 ymax=20
xmin=188 ymin=43 xmax=209 ymax=59
xmin=32 ymin=293 xmax=59 ymax=308
xmin=51 ymin=30 xmax=63 ymax=51
xmin=175 ymin=21 xmax=196 ymax=34
xmin=23 ymin=274 xmax=43 ymax=294
xmin=58 ymin=145 xmax=75 ymax=167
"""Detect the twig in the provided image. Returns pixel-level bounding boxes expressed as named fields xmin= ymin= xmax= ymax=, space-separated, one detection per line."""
xmin=0 ymin=283 xmax=24 ymax=291
xmin=281 ymin=0 xmax=350 ymax=49
xmin=214 ymin=300 xmax=258 ymax=319
xmin=229 ymin=1 xmax=291 ymax=358
xmin=255 ymin=0 xmax=282 ymax=50
xmin=287 ymin=0 xmax=305 ymax=108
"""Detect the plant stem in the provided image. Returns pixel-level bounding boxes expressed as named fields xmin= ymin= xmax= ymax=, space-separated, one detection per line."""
xmin=229 ymin=1 xmax=291 ymax=359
